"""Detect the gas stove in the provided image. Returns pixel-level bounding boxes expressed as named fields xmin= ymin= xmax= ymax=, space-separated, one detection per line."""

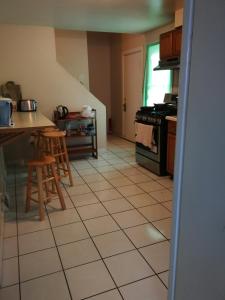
xmin=135 ymin=102 xmax=177 ymax=176
xmin=136 ymin=103 xmax=177 ymax=124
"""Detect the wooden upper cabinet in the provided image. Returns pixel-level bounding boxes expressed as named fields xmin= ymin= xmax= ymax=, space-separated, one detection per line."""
xmin=172 ymin=27 xmax=182 ymax=57
xmin=160 ymin=31 xmax=173 ymax=60
xmin=160 ymin=27 xmax=182 ymax=60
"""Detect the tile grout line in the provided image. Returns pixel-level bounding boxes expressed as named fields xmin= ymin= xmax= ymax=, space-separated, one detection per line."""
xmin=94 ymin=195 xmax=169 ymax=290
xmin=105 ymin=138 xmax=172 ymax=288
xmin=81 ymin=287 xmax=120 ymax=300
xmin=3 ymin=215 xmax=170 ymax=262
xmin=100 ymin=140 xmax=171 ymax=289
xmin=95 ymin=157 xmax=173 ymax=244
xmin=3 ymin=137 xmax=171 ymax=297
xmin=12 ymin=270 xmax=65 ymax=286
xmin=44 ymin=204 xmax=73 ymax=300
xmin=70 ymin=167 xmax=171 ymax=245
xmin=72 ymin=144 xmax=171 ymax=289
xmin=4 ymin=221 xmax=171 ymax=262
xmin=69 ymin=170 xmax=170 ymax=290
xmin=62 ymin=189 xmax=126 ymax=300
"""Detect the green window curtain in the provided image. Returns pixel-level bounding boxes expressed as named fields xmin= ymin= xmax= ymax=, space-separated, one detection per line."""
xmin=143 ymin=43 xmax=172 ymax=106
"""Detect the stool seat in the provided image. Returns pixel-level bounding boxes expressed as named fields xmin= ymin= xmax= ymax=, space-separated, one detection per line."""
xmin=31 ymin=127 xmax=59 ymax=154
xmin=42 ymin=131 xmax=66 ymax=138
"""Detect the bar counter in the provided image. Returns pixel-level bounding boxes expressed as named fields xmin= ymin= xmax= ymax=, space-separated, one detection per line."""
xmin=0 ymin=111 xmax=54 ymax=133
xmin=0 ymin=111 xmax=55 ymax=146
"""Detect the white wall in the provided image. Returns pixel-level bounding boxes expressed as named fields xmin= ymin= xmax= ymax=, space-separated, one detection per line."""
xmin=55 ymin=29 xmax=89 ymax=89
xmin=0 ymin=25 xmax=106 ymax=148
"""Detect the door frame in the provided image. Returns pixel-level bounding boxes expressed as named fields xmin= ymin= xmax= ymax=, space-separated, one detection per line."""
xmin=122 ymin=47 xmax=144 ymax=139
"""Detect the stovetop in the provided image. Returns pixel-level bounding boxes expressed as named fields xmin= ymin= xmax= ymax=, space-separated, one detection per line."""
xmin=136 ymin=103 xmax=177 ymax=125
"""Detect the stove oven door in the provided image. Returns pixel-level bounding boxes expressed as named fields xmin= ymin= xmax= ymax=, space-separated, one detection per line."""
xmin=135 ymin=120 xmax=166 ymax=175
xmin=135 ymin=122 xmax=161 ymax=161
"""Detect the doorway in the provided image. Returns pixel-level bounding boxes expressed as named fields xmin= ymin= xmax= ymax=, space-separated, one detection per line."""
xmin=122 ymin=48 xmax=144 ymax=142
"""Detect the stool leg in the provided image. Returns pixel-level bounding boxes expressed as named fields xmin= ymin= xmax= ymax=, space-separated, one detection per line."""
xmin=49 ymin=164 xmax=56 ymax=194
xmin=36 ymin=166 xmax=45 ymax=221
xmin=43 ymin=166 xmax=50 ymax=202
xmin=58 ymin=137 xmax=67 ymax=177
xmin=50 ymin=138 xmax=60 ymax=177
xmin=50 ymin=163 xmax=66 ymax=210
xmin=62 ymin=137 xmax=74 ymax=186
xmin=49 ymin=138 xmax=59 ymax=192
xmin=43 ymin=136 xmax=50 ymax=155
xmin=26 ymin=165 xmax=33 ymax=213
xmin=38 ymin=135 xmax=44 ymax=157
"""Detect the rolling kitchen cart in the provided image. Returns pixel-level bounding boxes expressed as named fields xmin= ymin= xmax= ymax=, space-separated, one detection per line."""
xmin=54 ymin=109 xmax=98 ymax=159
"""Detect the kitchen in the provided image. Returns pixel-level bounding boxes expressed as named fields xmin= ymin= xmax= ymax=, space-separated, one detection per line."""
xmin=0 ymin=0 xmax=225 ymax=299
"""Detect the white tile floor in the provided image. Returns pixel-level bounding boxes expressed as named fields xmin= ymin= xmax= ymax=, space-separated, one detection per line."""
xmin=0 ymin=136 xmax=173 ymax=300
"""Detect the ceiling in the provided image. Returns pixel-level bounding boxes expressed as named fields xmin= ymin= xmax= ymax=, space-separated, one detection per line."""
xmin=0 ymin=0 xmax=183 ymax=33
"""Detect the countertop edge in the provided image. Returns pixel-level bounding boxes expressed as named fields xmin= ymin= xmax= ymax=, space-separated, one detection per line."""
xmin=166 ymin=116 xmax=177 ymax=122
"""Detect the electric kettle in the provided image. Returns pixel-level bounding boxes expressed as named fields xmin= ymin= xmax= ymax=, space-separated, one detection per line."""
xmin=56 ymin=105 xmax=69 ymax=119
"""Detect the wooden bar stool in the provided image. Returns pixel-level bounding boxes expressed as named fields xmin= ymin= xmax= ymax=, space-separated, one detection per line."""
xmin=26 ymin=155 xmax=66 ymax=221
xmin=33 ymin=127 xmax=59 ymax=155
xmin=42 ymin=131 xmax=74 ymax=186
xmin=30 ymin=127 xmax=59 ymax=155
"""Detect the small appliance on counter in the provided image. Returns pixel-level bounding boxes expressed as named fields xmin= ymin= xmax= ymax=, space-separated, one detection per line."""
xmin=56 ymin=105 xmax=69 ymax=119
xmin=81 ymin=105 xmax=95 ymax=118
xmin=0 ymin=98 xmax=13 ymax=127
xmin=17 ymin=99 xmax=37 ymax=112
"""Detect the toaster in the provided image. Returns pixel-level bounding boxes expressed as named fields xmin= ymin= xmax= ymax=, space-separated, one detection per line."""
xmin=18 ymin=99 xmax=37 ymax=112
xmin=0 ymin=98 xmax=13 ymax=127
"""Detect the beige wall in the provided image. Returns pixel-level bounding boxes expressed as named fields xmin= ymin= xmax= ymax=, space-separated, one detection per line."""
xmin=145 ymin=23 xmax=174 ymax=45
xmin=175 ymin=8 xmax=183 ymax=27
xmin=0 ymin=25 xmax=106 ymax=148
xmin=121 ymin=33 xmax=145 ymax=52
xmin=87 ymin=32 xmax=111 ymax=126
xmin=55 ymin=29 xmax=89 ymax=89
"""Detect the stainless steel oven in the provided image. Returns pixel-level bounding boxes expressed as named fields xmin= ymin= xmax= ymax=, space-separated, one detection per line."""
xmin=135 ymin=117 xmax=167 ymax=175
xmin=135 ymin=103 xmax=177 ymax=176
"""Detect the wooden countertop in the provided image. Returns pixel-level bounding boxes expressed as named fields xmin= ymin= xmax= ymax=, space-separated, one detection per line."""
xmin=0 ymin=111 xmax=55 ymax=145
xmin=166 ymin=116 xmax=177 ymax=122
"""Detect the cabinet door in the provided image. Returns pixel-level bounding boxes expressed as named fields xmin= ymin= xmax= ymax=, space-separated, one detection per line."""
xmin=172 ymin=27 xmax=182 ymax=57
xmin=160 ymin=31 xmax=173 ymax=60
xmin=167 ymin=133 xmax=176 ymax=175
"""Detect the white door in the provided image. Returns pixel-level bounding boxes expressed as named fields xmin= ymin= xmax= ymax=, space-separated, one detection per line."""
xmin=122 ymin=48 xmax=143 ymax=142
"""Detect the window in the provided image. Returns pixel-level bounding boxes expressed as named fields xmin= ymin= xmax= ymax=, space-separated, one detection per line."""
xmin=143 ymin=43 xmax=172 ymax=106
